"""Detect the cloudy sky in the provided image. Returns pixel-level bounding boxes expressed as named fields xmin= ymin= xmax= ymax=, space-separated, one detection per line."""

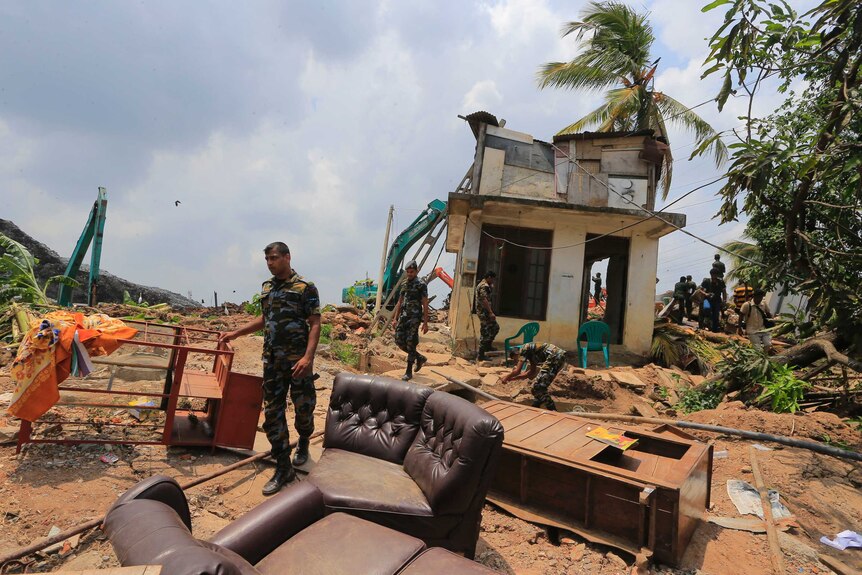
xmin=0 ymin=0 xmax=790 ymax=306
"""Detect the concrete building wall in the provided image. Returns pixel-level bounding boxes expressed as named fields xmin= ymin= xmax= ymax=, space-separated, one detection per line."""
xmin=623 ymin=232 xmax=660 ymax=353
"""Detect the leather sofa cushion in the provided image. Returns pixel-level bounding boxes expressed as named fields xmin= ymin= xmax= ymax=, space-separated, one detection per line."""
xmin=105 ymin=499 xmax=259 ymax=575
xmin=308 ymin=448 xmax=432 ymax=516
xmin=324 ymin=373 xmax=432 ymax=464
xmin=255 ymin=512 xmax=425 ymax=575
xmin=403 ymin=392 xmax=504 ymax=515
xmin=399 ymin=547 xmax=499 ymax=574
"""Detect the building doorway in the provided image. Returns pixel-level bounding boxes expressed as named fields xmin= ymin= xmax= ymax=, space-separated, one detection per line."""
xmin=580 ymin=235 xmax=629 ymax=344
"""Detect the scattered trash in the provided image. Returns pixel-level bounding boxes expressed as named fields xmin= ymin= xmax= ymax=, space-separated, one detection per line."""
xmin=707 ymin=514 xmax=797 ymax=533
xmin=726 ymin=480 xmax=791 ymax=519
xmin=820 ymin=530 xmax=862 ymax=551
xmin=127 ymin=399 xmax=157 ymax=421
xmin=40 ymin=526 xmax=63 ymax=555
xmin=714 ymin=450 xmax=728 ymax=459
xmin=751 ymin=443 xmax=772 ymax=451
xmin=99 ymin=453 xmax=119 ymax=465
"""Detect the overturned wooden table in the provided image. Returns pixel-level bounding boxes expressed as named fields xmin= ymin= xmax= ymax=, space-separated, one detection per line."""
xmin=483 ymin=401 xmax=712 ymax=566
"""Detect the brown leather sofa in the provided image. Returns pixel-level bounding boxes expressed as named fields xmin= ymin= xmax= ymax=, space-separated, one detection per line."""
xmin=104 ymin=475 xmax=498 ymax=574
xmin=307 ymin=373 xmax=505 ymax=558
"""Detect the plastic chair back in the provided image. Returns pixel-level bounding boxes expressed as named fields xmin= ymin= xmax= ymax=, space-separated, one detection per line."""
xmin=504 ymin=322 xmax=540 ymax=366
xmin=577 ymin=321 xmax=610 ymax=368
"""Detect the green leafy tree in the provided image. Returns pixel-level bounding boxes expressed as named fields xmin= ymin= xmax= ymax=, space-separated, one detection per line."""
xmin=0 ymin=232 xmax=78 ymax=308
xmin=538 ymin=1 xmax=727 ymax=196
xmin=722 ymin=238 xmax=767 ymax=287
xmin=703 ymin=0 xmax=862 ymax=355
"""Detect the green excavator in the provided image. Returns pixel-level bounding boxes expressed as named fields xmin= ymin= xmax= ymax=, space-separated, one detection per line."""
xmin=57 ymin=187 xmax=107 ymax=307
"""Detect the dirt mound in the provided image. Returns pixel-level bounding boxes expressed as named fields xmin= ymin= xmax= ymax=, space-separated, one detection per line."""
xmin=553 ymin=373 xmax=616 ymax=400
xmin=684 ymin=404 xmax=861 ymax=450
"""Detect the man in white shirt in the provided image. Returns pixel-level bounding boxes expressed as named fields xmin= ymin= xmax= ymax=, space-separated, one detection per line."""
xmin=739 ymin=289 xmax=773 ymax=352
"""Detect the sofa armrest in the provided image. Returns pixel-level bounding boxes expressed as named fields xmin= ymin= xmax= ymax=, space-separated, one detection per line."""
xmin=208 ymin=480 xmax=325 ymax=565
xmin=105 ymin=499 xmax=258 ymax=575
xmin=106 ymin=474 xmax=192 ymax=531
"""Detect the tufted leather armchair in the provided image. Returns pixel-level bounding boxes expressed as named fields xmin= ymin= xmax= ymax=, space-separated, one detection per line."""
xmin=104 ymin=475 xmax=499 ymax=574
xmin=307 ymin=373 xmax=505 ymax=558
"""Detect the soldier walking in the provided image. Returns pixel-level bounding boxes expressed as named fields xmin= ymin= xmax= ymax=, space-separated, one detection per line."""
xmin=475 ymin=271 xmax=500 ymax=361
xmin=391 ymin=261 xmax=429 ymax=381
xmin=500 ymin=342 xmax=567 ymax=411
xmin=221 ymin=242 xmax=321 ymax=496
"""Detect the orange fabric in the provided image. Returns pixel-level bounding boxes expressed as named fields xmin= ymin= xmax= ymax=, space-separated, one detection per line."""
xmin=8 ymin=311 xmax=138 ymax=422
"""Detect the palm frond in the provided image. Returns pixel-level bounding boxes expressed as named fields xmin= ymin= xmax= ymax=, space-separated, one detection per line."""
xmin=654 ymin=92 xmax=728 ymax=166
xmin=537 ymin=61 xmax=622 ymax=91
xmin=557 ymin=86 xmax=643 ymax=135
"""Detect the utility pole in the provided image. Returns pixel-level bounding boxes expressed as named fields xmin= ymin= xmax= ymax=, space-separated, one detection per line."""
xmin=374 ymin=205 xmax=394 ymax=314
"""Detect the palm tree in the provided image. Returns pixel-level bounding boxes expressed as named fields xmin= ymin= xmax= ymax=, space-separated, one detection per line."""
xmin=538 ymin=1 xmax=727 ymax=197
xmin=722 ymin=239 xmax=765 ymax=288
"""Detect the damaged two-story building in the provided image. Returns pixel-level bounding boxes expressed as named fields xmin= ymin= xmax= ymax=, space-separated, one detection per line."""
xmin=445 ymin=112 xmax=685 ymax=357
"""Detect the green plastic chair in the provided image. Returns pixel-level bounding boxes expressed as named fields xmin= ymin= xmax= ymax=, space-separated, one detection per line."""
xmin=504 ymin=322 xmax=540 ymax=366
xmin=577 ymin=320 xmax=610 ymax=368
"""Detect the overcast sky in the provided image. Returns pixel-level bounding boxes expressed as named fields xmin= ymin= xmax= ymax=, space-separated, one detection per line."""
xmin=0 ymin=0 xmax=793 ymax=306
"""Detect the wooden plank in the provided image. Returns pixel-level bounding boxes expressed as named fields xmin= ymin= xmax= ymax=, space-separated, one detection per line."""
xmin=749 ymin=447 xmax=785 ymax=575
xmin=179 ymin=371 xmax=222 ymax=399
xmin=496 ymin=409 xmax=540 ymax=431
xmin=521 ymin=418 xmax=589 ymax=450
xmin=504 ymin=413 xmax=562 ymax=443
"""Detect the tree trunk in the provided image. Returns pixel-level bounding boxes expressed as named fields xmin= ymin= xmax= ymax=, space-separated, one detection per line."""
xmin=773 ymin=331 xmax=862 ymax=372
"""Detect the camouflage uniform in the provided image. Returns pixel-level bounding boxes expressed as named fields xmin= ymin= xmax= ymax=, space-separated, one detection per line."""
xmin=394 ymin=276 xmax=428 ymax=364
xmin=520 ymin=342 xmax=566 ymax=411
xmin=260 ymin=271 xmax=320 ymax=473
xmin=475 ymin=279 xmax=499 ymax=352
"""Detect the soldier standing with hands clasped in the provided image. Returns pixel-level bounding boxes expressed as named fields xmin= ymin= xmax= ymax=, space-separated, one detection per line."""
xmin=220 ymin=242 xmax=321 ymax=496
xmin=390 ymin=261 xmax=429 ymax=381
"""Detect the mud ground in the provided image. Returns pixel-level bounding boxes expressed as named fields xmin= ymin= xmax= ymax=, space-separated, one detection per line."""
xmin=0 ymin=310 xmax=859 ymax=574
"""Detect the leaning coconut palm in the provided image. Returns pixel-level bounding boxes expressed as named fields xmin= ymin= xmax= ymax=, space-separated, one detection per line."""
xmin=538 ymin=1 xmax=727 ymax=196
xmin=722 ymin=239 xmax=766 ymax=288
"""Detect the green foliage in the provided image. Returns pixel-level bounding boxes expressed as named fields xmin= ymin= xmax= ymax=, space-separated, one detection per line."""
xmin=0 ymin=232 xmax=78 ymax=309
xmin=715 ymin=342 xmax=772 ymax=391
xmin=329 ymin=341 xmax=358 ymax=367
xmin=123 ymin=290 xmax=149 ymax=307
xmin=243 ymin=293 xmax=262 ymax=316
xmin=320 ymin=323 xmax=333 ymax=343
xmin=716 ymin=342 xmax=808 ymax=413
xmin=677 ymin=381 xmax=725 ymax=413
xmin=651 ymin=323 xmax=722 ymax=373
xmin=703 ymin=0 xmax=862 ymax=345
xmin=846 ymin=416 xmax=862 ymax=432
xmin=756 ymin=363 xmax=809 ymax=413
xmin=537 ymin=1 xmax=727 ymax=196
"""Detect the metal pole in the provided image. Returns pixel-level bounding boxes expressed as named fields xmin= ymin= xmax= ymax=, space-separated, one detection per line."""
xmin=431 ymin=370 xmax=500 ymax=402
xmin=374 ymin=205 xmax=394 ymax=314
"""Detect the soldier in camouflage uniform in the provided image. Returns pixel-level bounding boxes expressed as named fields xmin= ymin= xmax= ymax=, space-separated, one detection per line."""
xmin=500 ymin=341 xmax=566 ymax=411
xmin=474 ymin=271 xmax=499 ymax=361
xmin=390 ymin=261 xmax=429 ymax=381
xmin=221 ymin=242 xmax=321 ymax=496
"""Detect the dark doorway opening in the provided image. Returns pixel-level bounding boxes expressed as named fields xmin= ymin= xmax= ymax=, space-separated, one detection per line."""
xmin=581 ymin=235 xmax=629 ymax=344
xmin=477 ymin=224 xmax=552 ymax=321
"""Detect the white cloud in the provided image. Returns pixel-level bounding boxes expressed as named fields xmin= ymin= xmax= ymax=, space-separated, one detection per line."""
xmin=462 ymin=80 xmax=503 ymax=111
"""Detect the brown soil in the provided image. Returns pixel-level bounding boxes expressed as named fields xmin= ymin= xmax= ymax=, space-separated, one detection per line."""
xmin=0 ymin=309 xmax=859 ymax=574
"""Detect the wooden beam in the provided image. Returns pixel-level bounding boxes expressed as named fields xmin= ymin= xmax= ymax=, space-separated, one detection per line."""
xmin=749 ymin=446 xmax=785 ymax=575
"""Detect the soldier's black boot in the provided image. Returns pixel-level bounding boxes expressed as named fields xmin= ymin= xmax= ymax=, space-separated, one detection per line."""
xmin=477 ymin=346 xmax=487 ymax=362
xmin=262 ymin=465 xmax=296 ymax=496
xmin=402 ymin=359 xmax=414 ymax=381
xmin=414 ymin=353 xmax=427 ymax=372
xmin=292 ymin=437 xmax=310 ymax=467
